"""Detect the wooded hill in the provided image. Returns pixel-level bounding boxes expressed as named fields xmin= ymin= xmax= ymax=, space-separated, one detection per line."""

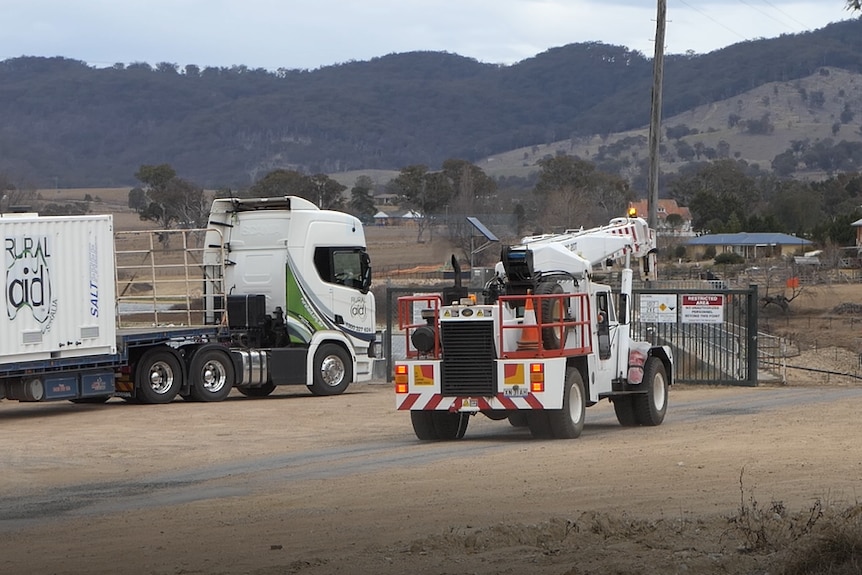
xmin=2 ymin=18 xmax=862 ymax=189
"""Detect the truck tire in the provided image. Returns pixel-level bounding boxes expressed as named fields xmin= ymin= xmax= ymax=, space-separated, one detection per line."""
xmin=507 ymin=411 xmax=528 ymax=427
xmin=634 ymin=356 xmax=669 ymax=426
xmin=612 ymin=396 xmax=638 ymax=426
xmin=434 ymin=411 xmax=469 ymax=440
xmin=188 ymin=347 xmax=235 ymax=402
xmin=535 ymin=281 xmax=565 ymax=350
xmin=411 ymin=411 xmax=469 ymax=440
xmin=236 ymin=382 xmax=276 ymax=397
xmin=411 ymin=411 xmax=439 ymax=440
xmin=309 ymin=343 xmax=352 ymax=396
xmin=527 ymin=411 xmax=553 ymax=439
xmin=547 ymin=367 xmax=586 ymax=439
xmin=135 ymin=347 xmax=183 ymax=404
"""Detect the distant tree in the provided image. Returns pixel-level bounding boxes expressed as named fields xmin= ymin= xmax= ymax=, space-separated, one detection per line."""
xmin=390 ymin=165 xmax=455 ymax=243
xmin=440 ymin=159 xmax=498 ymax=262
xmin=306 ymin=173 xmax=346 ymax=210
xmin=248 ymin=169 xmax=307 ymax=198
xmin=666 ymin=124 xmax=695 ymax=140
xmin=128 ymin=187 xmax=147 ymax=211
xmin=668 ymin=159 xmax=761 ymax=231
xmin=534 ymin=155 xmax=630 ymax=230
xmin=772 ymin=150 xmax=798 ymax=177
xmin=134 ymin=164 xmax=207 ymax=234
xmin=349 ymin=175 xmax=376 ymax=222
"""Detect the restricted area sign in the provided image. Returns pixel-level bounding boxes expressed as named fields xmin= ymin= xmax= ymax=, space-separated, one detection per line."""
xmin=681 ymin=294 xmax=725 ymax=324
xmin=639 ymin=293 xmax=677 ymax=323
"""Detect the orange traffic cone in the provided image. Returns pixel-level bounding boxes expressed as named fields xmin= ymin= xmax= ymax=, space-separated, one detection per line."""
xmin=517 ymin=291 xmax=540 ymax=351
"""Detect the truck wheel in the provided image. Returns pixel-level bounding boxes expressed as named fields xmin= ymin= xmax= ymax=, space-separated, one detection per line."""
xmin=411 ymin=411 xmax=439 ymax=440
xmin=309 ymin=343 xmax=352 ymax=396
xmin=236 ymin=382 xmax=276 ymax=397
xmin=612 ymin=396 xmax=638 ymax=426
xmin=634 ymin=357 xmax=668 ymax=426
xmin=547 ymin=367 xmax=586 ymax=439
xmin=527 ymin=411 xmax=553 ymax=439
xmin=411 ymin=411 xmax=468 ymax=440
xmin=535 ymin=281 xmax=565 ymax=350
xmin=188 ymin=348 xmax=234 ymax=402
xmin=135 ymin=347 xmax=183 ymax=404
xmin=507 ymin=411 xmax=528 ymax=427
xmin=433 ymin=412 xmax=469 ymax=440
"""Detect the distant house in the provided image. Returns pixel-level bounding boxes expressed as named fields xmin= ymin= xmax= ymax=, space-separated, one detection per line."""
xmin=628 ymin=199 xmax=694 ymax=237
xmin=851 ymin=218 xmax=862 ymax=247
xmin=687 ymin=232 xmax=812 ymax=259
xmin=373 ymin=210 xmax=391 ymax=226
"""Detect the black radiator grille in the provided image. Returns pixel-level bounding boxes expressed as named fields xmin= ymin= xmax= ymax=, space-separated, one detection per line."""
xmin=440 ymin=320 xmax=496 ymax=395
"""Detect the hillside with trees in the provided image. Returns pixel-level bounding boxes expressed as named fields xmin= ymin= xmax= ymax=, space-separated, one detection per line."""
xmin=2 ymin=19 xmax=862 ymax=189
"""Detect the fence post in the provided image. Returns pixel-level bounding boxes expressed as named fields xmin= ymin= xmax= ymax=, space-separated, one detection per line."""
xmin=746 ymin=283 xmax=759 ymax=386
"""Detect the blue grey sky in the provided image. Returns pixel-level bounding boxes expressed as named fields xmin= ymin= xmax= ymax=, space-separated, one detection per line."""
xmin=0 ymin=1 xmax=855 ymax=70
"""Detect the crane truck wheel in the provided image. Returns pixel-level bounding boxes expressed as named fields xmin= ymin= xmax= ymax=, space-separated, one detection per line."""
xmin=535 ymin=281 xmax=565 ymax=350
xmin=188 ymin=347 xmax=235 ymax=402
xmin=527 ymin=412 xmax=553 ymax=439
xmin=633 ymin=357 xmax=669 ymax=426
xmin=507 ymin=412 xmax=528 ymax=427
xmin=612 ymin=396 xmax=638 ymax=426
xmin=134 ymin=347 xmax=183 ymax=404
xmin=309 ymin=343 xmax=352 ymax=396
xmin=411 ymin=411 xmax=440 ymax=440
xmin=410 ymin=411 xmax=469 ymax=440
xmin=236 ymin=382 xmax=276 ymax=397
xmin=548 ymin=367 xmax=586 ymax=439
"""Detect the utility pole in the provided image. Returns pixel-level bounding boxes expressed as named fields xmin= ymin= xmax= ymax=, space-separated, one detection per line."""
xmin=647 ymin=0 xmax=667 ymax=230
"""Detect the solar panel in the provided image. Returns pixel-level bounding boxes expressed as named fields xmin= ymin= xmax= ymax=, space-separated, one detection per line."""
xmin=466 ymin=216 xmax=499 ymax=242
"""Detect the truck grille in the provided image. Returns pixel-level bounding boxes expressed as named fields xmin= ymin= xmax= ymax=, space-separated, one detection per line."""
xmin=440 ymin=320 xmax=496 ymax=395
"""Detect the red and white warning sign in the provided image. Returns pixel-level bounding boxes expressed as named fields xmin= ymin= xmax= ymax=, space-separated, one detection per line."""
xmin=680 ymin=294 xmax=724 ymax=324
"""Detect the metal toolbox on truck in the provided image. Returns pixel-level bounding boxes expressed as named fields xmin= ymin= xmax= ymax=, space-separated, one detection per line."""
xmin=0 ymin=214 xmax=118 ymax=366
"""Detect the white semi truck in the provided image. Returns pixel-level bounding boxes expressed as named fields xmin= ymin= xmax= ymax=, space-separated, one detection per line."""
xmin=0 ymin=195 xmax=377 ymax=404
xmin=394 ymin=213 xmax=673 ymax=439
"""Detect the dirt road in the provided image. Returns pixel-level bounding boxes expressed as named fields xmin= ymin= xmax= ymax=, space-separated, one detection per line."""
xmin=2 ymin=382 xmax=862 ymax=574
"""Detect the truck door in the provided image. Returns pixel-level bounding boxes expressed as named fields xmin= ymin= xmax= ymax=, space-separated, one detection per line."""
xmin=593 ymin=290 xmax=620 ymax=388
xmin=312 ymin=247 xmax=374 ymax=336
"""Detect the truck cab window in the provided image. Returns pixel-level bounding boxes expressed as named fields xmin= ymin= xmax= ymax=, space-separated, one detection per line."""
xmin=314 ymin=247 xmax=372 ymax=293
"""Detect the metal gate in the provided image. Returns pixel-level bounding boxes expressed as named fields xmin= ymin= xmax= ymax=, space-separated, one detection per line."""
xmin=632 ymin=284 xmax=759 ymax=386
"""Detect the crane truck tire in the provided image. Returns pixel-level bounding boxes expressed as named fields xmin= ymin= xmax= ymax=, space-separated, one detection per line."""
xmin=634 ymin=357 xmax=669 ymax=426
xmin=309 ymin=343 xmax=352 ymax=396
xmin=534 ymin=281 xmax=565 ymax=350
xmin=410 ymin=411 xmax=469 ymax=440
xmin=527 ymin=412 xmax=553 ymax=439
xmin=548 ymin=367 xmax=586 ymax=439
xmin=135 ymin=347 xmax=183 ymax=404
xmin=187 ymin=347 xmax=235 ymax=402
xmin=612 ymin=396 xmax=638 ymax=426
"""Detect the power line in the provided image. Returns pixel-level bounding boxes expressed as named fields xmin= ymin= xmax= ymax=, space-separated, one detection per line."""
xmin=759 ymin=0 xmax=811 ymax=30
xmin=674 ymin=0 xmax=749 ymax=42
xmin=738 ymin=0 xmax=805 ymax=32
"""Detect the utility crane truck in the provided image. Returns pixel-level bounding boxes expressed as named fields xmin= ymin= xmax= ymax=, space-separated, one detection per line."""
xmin=394 ymin=213 xmax=672 ymax=440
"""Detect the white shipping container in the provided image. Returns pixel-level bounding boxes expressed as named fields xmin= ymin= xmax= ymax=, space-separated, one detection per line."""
xmin=0 ymin=214 xmax=117 ymax=366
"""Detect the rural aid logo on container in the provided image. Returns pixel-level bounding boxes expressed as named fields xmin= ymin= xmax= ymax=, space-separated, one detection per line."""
xmin=5 ymin=234 xmax=56 ymax=332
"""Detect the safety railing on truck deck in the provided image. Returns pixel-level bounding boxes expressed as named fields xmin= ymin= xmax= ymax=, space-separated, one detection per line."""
xmin=114 ymin=228 xmax=226 ymax=329
xmin=397 ymin=294 xmax=442 ymax=359
xmin=497 ymin=292 xmax=592 ymax=359
xmin=394 ymin=292 xmax=594 ymax=361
